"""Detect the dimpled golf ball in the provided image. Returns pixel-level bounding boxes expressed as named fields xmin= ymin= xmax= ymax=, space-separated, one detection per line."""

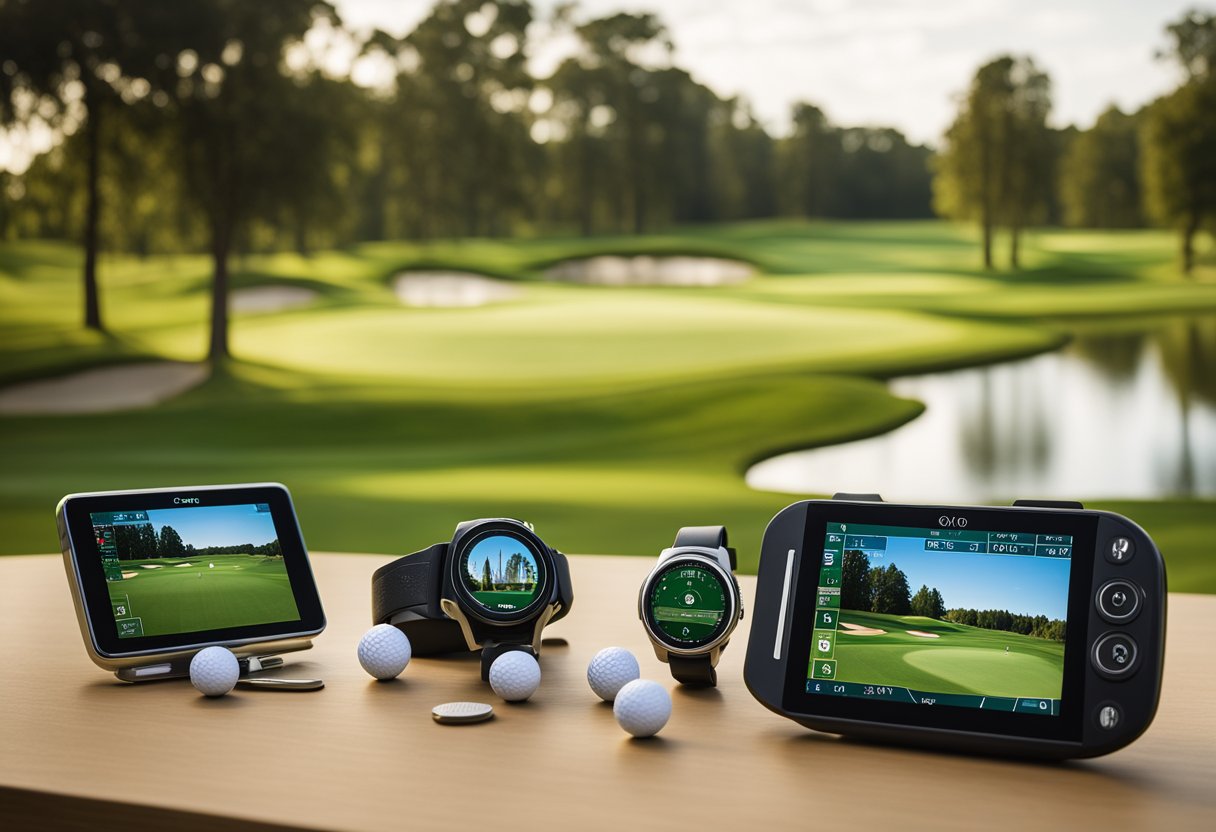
xmin=489 ymin=651 xmax=541 ymax=702
xmin=613 ymin=679 xmax=671 ymax=738
xmin=189 ymin=646 xmax=240 ymax=697
xmin=358 ymin=624 xmax=412 ymax=680
xmin=586 ymin=646 xmax=641 ymax=702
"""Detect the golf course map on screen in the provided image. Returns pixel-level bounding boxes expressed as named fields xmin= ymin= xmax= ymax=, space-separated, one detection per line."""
xmin=460 ymin=534 xmax=541 ymax=612
xmin=92 ymin=503 xmax=300 ymax=638
xmin=808 ymin=521 xmax=1071 ymax=716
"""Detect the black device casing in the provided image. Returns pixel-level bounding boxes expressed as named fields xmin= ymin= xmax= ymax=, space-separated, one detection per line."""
xmin=744 ymin=498 xmax=1166 ymax=759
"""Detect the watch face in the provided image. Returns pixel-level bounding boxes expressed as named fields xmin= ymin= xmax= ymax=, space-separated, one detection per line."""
xmin=646 ymin=559 xmax=732 ymax=650
xmin=457 ymin=531 xmax=546 ymax=617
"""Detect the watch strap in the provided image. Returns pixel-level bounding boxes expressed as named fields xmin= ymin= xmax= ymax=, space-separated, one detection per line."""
xmin=673 ymin=525 xmax=736 ymax=570
xmin=372 ymin=543 xmax=472 ymax=655
xmin=669 ymin=654 xmax=718 ymax=687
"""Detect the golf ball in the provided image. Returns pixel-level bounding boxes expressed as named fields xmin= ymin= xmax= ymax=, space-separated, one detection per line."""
xmin=489 ymin=651 xmax=541 ymax=702
xmin=357 ymin=624 xmax=412 ymax=680
xmin=586 ymin=646 xmax=641 ymax=702
xmin=189 ymin=646 xmax=240 ymax=697
xmin=613 ymin=679 xmax=671 ymax=738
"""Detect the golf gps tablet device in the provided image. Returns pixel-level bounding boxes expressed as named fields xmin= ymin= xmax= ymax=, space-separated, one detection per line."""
xmin=744 ymin=495 xmax=1165 ymax=759
xmin=372 ymin=517 xmax=574 ymax=679
xmin=57 ymin=484 xmax=325 ymax=680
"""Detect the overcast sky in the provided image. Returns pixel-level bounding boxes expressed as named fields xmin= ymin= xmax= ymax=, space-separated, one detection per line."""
xmin=338 ymin=0 xmax=1202 ymax=144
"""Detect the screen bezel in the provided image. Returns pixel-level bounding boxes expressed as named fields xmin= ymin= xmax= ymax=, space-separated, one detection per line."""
xmin=449 ymin=521 xmax=552 ymax=624
xmin=642 ymin=556 xmax=734 ymax=652
xmin=780 ymin=502 xmax=1096 ymax=743
xmin=63 ymin=485 xmax=325 ymax=657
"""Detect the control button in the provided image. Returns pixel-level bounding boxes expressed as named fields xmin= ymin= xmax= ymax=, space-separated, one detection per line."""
xmin=1096 ymin=579 xmax=1142 ymax=624
xmin=1093 ymin=632 xmax=1139 ymax=678
xmin=1105 ymin=537 xmax=1134 ymax=565
xmin=1097 ymin=703 xmax=1122 ymax=730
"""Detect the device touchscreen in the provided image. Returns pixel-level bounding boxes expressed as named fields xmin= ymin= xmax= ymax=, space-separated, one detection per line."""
xmin=806 ymin=520 xmax=1072 ymax=716
xmin=90 ymin=502 xmax=301 ymax=639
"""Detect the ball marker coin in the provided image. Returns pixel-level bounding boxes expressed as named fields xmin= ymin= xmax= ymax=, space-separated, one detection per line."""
xmin=432 ymin=701 xmax=495 ymax=725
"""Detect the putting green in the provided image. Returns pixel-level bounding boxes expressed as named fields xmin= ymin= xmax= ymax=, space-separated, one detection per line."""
xmin=829 ymin=610 xmax=1065 ymax=699
xmin=106 ymin=554 xmax=298 ymax=637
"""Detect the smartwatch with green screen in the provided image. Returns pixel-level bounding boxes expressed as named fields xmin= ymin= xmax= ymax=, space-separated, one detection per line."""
xmin=638 ymin=525 xmax=743 ymax=687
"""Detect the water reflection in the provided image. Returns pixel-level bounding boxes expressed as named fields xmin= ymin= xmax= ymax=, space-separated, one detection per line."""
xmin=746 ymin=316 xmax=1216 ymax=501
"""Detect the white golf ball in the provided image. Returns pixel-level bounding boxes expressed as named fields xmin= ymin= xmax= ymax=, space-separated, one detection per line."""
xmin=189 ymin=646 xmax=240 ymax=697
xmin=358 ymin=624 xmax=412 ymax=680
xmin=613 ymin=679 xmax=671 ymax=738
xmin=489 ymin=651 xmax=541 ymax=702
xmin=586 ymin=646 xmax=641 ymax=702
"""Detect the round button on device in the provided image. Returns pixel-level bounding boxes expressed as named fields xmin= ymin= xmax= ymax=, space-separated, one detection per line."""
xmin=1096 ymin=704 xmax=1122 ymax=731
xmin=1105 ymin=537 xmax=1134 ymax=565
xmin=1093 ymin=632 xmax=1139 ymax=679
xmin=1096 ymin=579 xmax=1142 ymax=624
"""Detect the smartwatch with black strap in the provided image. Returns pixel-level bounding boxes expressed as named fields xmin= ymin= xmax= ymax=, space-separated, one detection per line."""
xmin=372 ymin=518 xmax=573 ymax=679
xmin=638 ymin=525 xmax=744 ymax=687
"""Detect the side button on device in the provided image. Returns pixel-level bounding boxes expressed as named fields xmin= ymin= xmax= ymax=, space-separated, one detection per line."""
xmin=1093 ymin=632 xmax=1139 ymax=679
xmin=1096 ymin=703 xmax=1122 ymax=731
xmin=1105 ymin=537 xmax=1135 ymax=565
xmin=1096 ymin=579 xmax=1142 ymax=624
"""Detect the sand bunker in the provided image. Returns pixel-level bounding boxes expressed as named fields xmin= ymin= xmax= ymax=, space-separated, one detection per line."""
xmin=839 ymin=622 xmax=886 ymax=636
xmin=544 ymin=255 xmax=754 ymax=286
xmin=0 ymin=362 xmax=209 ymax=415
xmin=173 ymin=562 xmax=194 ymax=568
xmin=121 ymin=571 xmax=138 ymax=579
xmin=231 ymin=285 xmax=317 ymax=313
xmin=907 ymin=630 xmax=941 ymax=638
xmin=139 ymin=564 xmax=163 ymax=569
xmin=394 ymin=272 xmax=519 ymax=307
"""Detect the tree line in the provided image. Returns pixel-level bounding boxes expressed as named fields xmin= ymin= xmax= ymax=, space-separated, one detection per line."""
xmin=1 ymin=2 xmax=1213 ymax=358
xmin=840 ymin=550 xmax=1065 ymax=641
xmin=111 ymin=522 xmax=281 ymax=560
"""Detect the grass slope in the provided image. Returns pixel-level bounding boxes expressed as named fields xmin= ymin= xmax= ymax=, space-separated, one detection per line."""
xmin=2 ymin=221 xmax=1214 ymax=589
xmin=107 ymin=554 xmax=296 ymax=637
xmin=829 ymin=610 xmax=1065 ymax=699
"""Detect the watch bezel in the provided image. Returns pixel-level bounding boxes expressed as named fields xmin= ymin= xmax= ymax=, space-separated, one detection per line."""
xmin=641 ymin=551 xmax=740 ymax=656
xmin=447 ymin=519 xmax=555 ymax=626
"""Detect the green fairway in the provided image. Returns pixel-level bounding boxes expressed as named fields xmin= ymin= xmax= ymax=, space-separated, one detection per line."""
xmin=106 ymin=554 xmax=298 ymax=637
xmin=826 ymin=610 xmax=1066 ymax=699
xmin=2 ymin=221 xmax=1214 ymax=590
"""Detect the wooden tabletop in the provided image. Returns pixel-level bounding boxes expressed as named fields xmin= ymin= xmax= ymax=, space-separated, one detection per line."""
xmin=1 ymin=553 xmax=1213 ymax=831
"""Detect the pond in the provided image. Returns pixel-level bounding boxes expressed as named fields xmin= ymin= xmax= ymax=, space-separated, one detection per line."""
xmin=746 ymin=315 xmax=1216 ymax=501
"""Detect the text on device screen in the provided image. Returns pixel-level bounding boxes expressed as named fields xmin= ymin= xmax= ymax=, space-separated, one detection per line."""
xmin=90 ymin=503 xmax=301 ymax=638
xmin=807 ymin=521 xmax=1072 ymax=715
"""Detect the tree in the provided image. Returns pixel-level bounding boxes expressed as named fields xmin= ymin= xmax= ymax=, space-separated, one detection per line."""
xmin=481 ymin=558 xmax=493 ymax=591
xmin=1142 ymin=10 xmax=1216 ymax=274
xmin=910 ymin=584 xmax=946 ymax=619
xmin=157 ymin=525 xmax=185 ymax=558
xmin=1059 ymin=106 xmax=1143 ymax=228
xmin=934 ymin=55 xmax=1052 ymax=268
xmin=840 ymin=550 xmax=873 ymax=611
xmin=0 ymin=0 xmax=135 ymax=331
xmin=159 ymin=0 xmax=344 ymax=361
xmin=870 ymin=564 xmax=912 ymax=616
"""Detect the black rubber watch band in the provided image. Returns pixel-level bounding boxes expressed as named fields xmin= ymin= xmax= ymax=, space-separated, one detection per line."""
xmin=669 ymin=655 xmax=717 ymax=687
xmin=372 ymin=543 xmax=470 ymax=655
xmin=674 ymin=525 xmax=736 ymax=570
xmin=371 ymin=543 xmax=447 ymax=624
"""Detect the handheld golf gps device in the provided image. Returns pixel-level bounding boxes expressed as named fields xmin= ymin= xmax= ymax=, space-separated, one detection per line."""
xmin=57 ymin=484 xmax=326 ymax=682
xmin=372 ymin=518 xmax=574 ymax=679
xmin=744 ymin=495 xmax=1166 ymax=759
xmin=639 ymin=525 xmax=744 ymax=687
